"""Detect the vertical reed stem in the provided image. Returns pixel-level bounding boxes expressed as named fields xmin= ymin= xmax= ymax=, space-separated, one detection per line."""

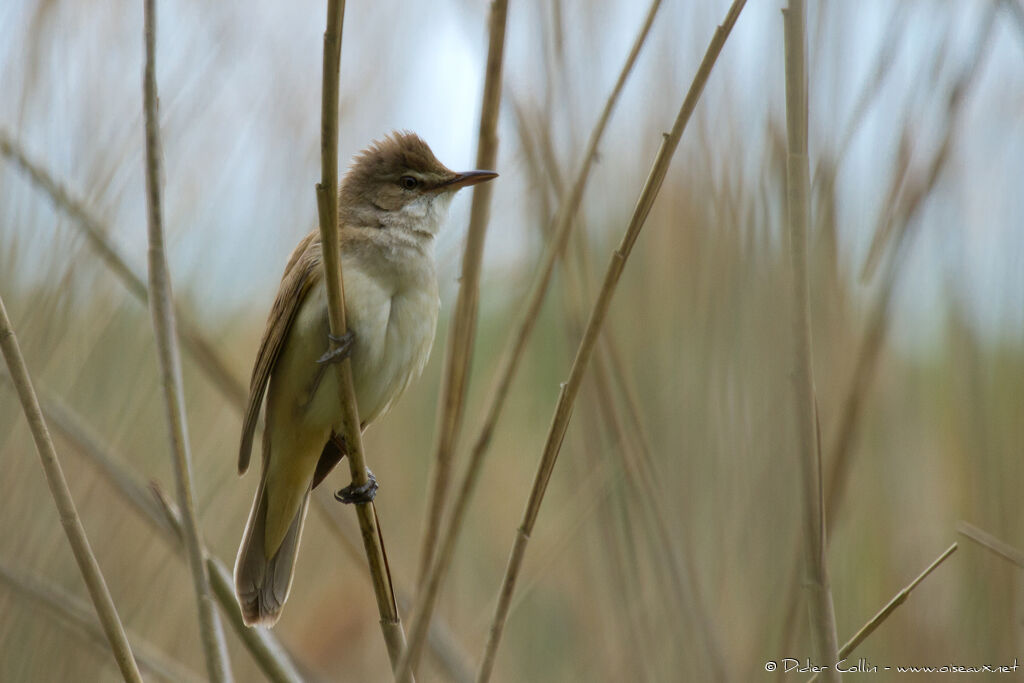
xmin=312 ymin=0 xmax=409 ymax=673
xmin=141 ymin=1 xmax=232 ymax=680
xmin=782 ymin=1 xmax=840 ymax=679
xmin=417 ymin=0 xmax=510 ymax=592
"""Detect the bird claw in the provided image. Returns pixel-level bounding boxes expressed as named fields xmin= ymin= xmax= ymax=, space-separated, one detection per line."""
xmin=335 ymin=469 xmax=378 ymax=505
xmin=316 ymin=330 xmax=355 ymax=365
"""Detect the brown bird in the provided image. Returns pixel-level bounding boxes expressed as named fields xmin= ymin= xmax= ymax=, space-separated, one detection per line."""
xmin=234 ymin=132 xmax=497 ymax=627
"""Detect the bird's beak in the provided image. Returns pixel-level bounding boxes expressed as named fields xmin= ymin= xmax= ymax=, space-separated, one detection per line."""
xmin=437 ymin=170 xmax=499 ymax=191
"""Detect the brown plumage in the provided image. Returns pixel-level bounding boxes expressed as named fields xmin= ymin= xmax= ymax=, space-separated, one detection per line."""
xmin=234 ymin=132 xmax=496 ymax=627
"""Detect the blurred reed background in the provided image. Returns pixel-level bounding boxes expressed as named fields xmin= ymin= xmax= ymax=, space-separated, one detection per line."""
xmin=1 ymin=0 xmax=1023 ymax=681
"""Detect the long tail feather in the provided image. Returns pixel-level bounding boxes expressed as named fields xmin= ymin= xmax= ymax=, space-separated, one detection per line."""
xmin=234 ymin=476 xmax=310 ymax=627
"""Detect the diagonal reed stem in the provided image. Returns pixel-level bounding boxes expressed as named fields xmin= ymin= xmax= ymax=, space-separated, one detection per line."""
xmin=782 ymin=1 xmax=840 ymax=679
xmin=416 ymin=0 xmax=509 ymax=593
xmin=807 ymin=543 xmax=958 ymax=683
xmin=398 ymin=1 xmax=664 ymax=678
xmin=0 ymin=295 xmax=143 ymax=683
xmin=474 ymin=3 xmax=747 ymax=679
xmin=523 ymin=98 xmax=728 ymax=681
xmin=312 ymin=0 xmax=409 ymax=673
xmin=141 ymin=1 xmax=233 ymax=680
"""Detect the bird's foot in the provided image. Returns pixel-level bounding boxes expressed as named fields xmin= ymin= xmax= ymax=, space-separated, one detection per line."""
xmin=308 ymin=331 xmax=355 ymax=399
xmin=316 ymin=330 xmax=355 ymax=365
xmin=335 ymin=469 xmax=378 ymax=505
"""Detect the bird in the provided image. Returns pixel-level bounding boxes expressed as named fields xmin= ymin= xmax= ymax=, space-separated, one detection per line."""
xmin=234 ymin=131 xmax=497 ymax=627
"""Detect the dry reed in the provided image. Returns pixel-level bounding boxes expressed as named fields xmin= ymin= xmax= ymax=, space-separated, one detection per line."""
xmin=807 ymin=543 xmax=959 ymax=683
xmin=775 ymin=11 xmax=995 ymax=656
xmin=782 ymin=1 xmax=840 ymax=677
xmin=416 ymin=0 xmax=510 ymax=595
xmin=311 ymin=0 xmax=410 ymax=674
xmin=141 ymin=1 xmax=233 ymax=679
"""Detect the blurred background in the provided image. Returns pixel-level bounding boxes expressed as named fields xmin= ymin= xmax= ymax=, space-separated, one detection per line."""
xmin=1 ymin=0 xmax=1023 ymax=680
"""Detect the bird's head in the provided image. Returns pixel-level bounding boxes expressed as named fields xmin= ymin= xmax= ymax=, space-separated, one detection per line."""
xmin=339 ymin=131 xmax=497 ymax=238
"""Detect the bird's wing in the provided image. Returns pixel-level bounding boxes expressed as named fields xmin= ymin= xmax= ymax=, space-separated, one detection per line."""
xmin=238 ymin=230 xmax=323 ymax=474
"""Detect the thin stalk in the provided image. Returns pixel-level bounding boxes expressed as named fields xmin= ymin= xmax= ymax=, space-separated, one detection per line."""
xmin=807 ymin=544 xmax=958 ymax=683
xmin=561 ymin=272 xmax=666 ymax=679
xmin=504 ymin=144 xmax=652 ymax=677
xmin=475 ymin=3 xmax=747 ymax=679
xmin=776 ymin=17 xmax=993 ymax=659
xmin=782 ymin=2 xmax=841 ymax=679
xmin=0 ymin=560 xmax=203 ymax=683
xmin=830 ymin=2 xmax=906 ymax=167
xmin=311 ymin=492 xmax=475 ymax=683
xmin=416 ymin=0 xmax=509 ymax=591
xmin=0 ymin=294 xmax=142 ymax=683
xmin=401 ymin=2 xmax=663 ymax=677
xmin=466 ymin=0 xmax=662 ymax=531
xmin=542 ymin=115 xmax=726 ymax=681
xmin=312 ymin=0 xmax=408 ymax=673
xmin=36 ymin=384 xmax=174 ymax=533
xmin=501 ymin=454 xmax=616 ymax=625
xmin=141 ymin=1 xmax=232 ymax=679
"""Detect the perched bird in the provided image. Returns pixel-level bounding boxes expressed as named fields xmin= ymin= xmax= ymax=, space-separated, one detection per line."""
xmin=234 ymin=132 xmax=497 ymax=627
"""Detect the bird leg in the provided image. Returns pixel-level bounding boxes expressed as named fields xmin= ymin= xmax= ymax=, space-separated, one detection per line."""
xmin=335 ymin=468 xmax=378 ymax=504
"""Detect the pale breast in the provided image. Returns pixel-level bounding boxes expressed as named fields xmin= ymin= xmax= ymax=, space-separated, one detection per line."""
xmin=273 ymin=237 xmax=439 ymax=437
xmin=359 ymin=281 xmax=439 ymax=422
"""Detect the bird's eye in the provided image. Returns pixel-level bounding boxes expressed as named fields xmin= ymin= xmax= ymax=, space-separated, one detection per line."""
xmin=399 ymin=175 xmax=418 ymax=190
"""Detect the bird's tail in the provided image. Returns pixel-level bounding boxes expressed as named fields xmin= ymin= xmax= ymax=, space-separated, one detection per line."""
xmin=234 ymin=475 xmax=310 ymax=627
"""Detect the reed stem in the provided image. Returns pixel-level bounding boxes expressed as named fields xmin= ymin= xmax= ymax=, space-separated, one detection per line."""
xmin=782 ymin=1 xmax=840 ymax=678
xmin=416 ymin=0 xmax=510 ymax=595
xmin=141 ymin=0 xmax=232 ymax=678
xmin=313 ymin=0 xmax=409 ymax=673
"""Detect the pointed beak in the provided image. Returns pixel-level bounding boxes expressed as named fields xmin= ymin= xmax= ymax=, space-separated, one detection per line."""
xmin=437 ymin=170 xmax=498 ymax=191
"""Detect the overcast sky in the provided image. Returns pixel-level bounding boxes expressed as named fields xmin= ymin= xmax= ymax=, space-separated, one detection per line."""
xmin=1 ymin=0 xmax=1021 ymax=350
